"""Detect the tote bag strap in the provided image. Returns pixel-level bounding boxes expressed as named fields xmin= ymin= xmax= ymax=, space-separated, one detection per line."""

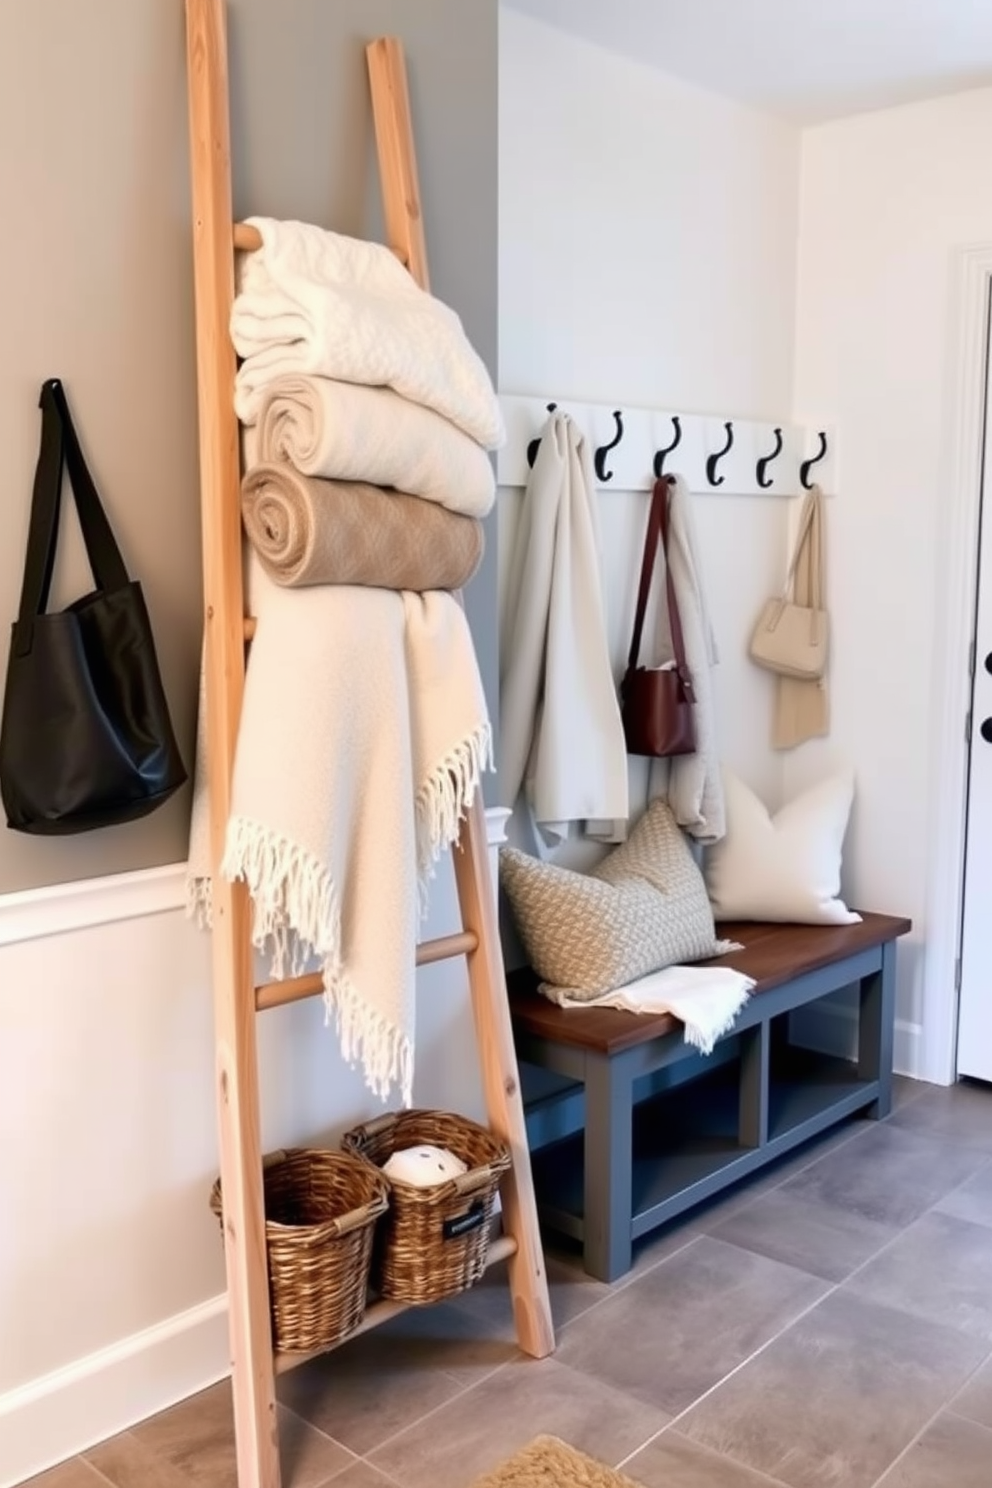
xmin=627 ymin=477 xmax=665 ymax=671
xmin=15 ymin=385 xmax=66 ymax=652
xmin=48 ymin=379 xmax=130 ymax=594
xmin=658 ymin=479 xmax=695 ymax=700
xmin=627 ymin=477 xmax=695 ymax=701
xmin=781 ymin=486 xmax=822 ymax=607
xmin=807 ymin=484 xmax=824 ymax=612
xmin=14 ymin=380 xmax=130 ymax=656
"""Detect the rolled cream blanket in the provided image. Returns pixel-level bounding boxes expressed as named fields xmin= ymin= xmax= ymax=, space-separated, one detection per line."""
xmin=255 ymin=376 xmax=495 ymax=518
xmin=242 ymin=463 xmax=484 ymax=591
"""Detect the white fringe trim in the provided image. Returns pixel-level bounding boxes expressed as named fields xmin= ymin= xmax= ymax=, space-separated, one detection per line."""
xmin=324 ymin=959 xmax=414 ymax=1107
xmin=414 ymin=720 xmax=493 ymax=902
xmin=681 ymin=989 xmax=752 ymax=1056
xmin=220 ymin=816 xmax=413 ymax=1105
xmin=222 ymin=816 xmax=339 ymax=979
xmin=185 ymin=871 xmax=212 ymax=929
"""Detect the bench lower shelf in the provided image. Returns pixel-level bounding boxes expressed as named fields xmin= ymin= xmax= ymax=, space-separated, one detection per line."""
xmin=528 ymin=1047 xmax=879 ymax=1246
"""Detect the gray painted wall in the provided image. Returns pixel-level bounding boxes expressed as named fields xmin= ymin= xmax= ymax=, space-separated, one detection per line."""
xmin=0 ymin=0 xmax=498 ymax=893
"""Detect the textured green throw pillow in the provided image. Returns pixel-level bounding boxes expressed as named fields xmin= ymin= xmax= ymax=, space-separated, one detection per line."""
xmin=500 ymin=798 xmax=736 ymax=1000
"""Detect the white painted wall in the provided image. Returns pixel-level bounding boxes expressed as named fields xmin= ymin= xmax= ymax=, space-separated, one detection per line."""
xmin=497 ymin=7 xmax=802 ymax=843
xmin=790 ymin=85 xmax=992 ymax=1079
xmin=0 ymin=855 xmax=488 ymax=1486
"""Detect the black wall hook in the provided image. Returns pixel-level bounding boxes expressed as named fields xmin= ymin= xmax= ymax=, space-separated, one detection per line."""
xmin=653 ymin=416 xmax=682 ymax=479
xmin=593 ymin=410 xmax=624 ymax=482
xmin=526 ymin=403 xmax=558 ymax=469
xmin=706 ymin=421 xmax=734 ymax=486
xmin=800 ymin=430 xmax=828 ymax=489
xmin=756 ymin=427 xmax=783 ymax=489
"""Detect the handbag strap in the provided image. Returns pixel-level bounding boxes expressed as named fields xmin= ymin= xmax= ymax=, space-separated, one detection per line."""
xmin=14 ymin=380 xmax=130 ymax=653
xmin=627 ymin=476 xmax=695 ymax=701
xmin=781 ymin=486 xmax=822 ymax=608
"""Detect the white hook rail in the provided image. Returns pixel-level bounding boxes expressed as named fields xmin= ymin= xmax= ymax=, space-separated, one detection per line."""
xmin=497 ymin=394 xmax=837 ymax=497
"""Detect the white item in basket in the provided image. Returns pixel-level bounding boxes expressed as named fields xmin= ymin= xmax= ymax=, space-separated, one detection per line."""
xmin=382 ymin=1144 xmax=468 ymax=1188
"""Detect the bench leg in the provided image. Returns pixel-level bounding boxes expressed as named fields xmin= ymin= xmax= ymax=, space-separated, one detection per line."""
xmin=739 ymin=1020 xmax=770 ymax=1149
xmin=858 ymin=939 xmax=896 ymax=1119
xmin=583 ymin=1052 xmax=633 ymax=1282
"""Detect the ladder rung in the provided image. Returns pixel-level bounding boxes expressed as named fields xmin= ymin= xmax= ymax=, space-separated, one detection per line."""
xmin=417 ymin=928 xmax=478 ymax=966
xmin=254 ymin=930 xmax=479 ymax=1011
xmin=273 ymin=1232 xmax=518 ymax=1376
xmin=233 ymin=221 xmax=262 ymax=251
xmin=233 ymin=219 xmax=409 ymax=267
xmin=255 ymin=972 xmax=321 ymax=1011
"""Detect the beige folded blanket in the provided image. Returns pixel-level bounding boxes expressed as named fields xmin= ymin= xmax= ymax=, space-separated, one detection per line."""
xmin=255 ymin=376 xmax=496 ymax=518
xmin=242 ymin=462 xmax=484 ymax=591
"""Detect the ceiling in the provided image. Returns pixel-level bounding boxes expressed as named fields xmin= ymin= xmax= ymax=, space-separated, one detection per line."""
xmin=502 ymin=0 xmax=992 ymax=124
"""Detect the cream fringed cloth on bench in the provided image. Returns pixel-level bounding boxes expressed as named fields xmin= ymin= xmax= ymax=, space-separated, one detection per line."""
xmin=187 ymin=560 xmax=492 ymax=1106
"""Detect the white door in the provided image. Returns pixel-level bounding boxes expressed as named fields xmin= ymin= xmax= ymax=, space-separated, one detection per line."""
xmin=958 ymin=296 xmax=992 ymax=1084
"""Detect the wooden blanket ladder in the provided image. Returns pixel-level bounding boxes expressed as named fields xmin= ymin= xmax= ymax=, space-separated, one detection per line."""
xmin=183 ymin=2 xmax=554 ymax=1484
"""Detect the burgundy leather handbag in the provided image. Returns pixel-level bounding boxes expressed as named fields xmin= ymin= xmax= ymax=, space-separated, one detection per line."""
xmin=619 ymin=476 xmax=697 ymax=758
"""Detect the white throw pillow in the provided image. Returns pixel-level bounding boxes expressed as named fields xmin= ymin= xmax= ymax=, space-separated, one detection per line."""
xmin=705 ymin=767 xmax=861 ymax=925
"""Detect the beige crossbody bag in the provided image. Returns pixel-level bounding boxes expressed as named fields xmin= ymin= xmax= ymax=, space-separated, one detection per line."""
xmin=749 ymin=485 xmax=827 ymax=680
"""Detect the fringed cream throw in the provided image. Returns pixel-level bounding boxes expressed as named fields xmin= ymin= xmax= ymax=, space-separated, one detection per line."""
xmin=187 ymin=560 xmax=492 ymax=1105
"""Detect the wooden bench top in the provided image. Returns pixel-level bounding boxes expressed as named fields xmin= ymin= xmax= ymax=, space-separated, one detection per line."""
xmin=507 ymin=911 xmax=912 ymax=1057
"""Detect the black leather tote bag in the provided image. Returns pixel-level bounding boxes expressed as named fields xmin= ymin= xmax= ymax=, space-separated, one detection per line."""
xmin=0 ymin=378 xmax=186 ymax=834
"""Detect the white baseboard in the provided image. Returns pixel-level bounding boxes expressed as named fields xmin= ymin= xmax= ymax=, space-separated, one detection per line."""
xmin=0 ymin=1295 xmax=229 ymax=1488
xmin=789 ymin=999 xmax=923 ymax=1081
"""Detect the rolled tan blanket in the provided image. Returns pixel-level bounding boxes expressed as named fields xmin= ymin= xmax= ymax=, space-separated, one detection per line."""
xmin=254 ymin=375 xmax=495 ymax=518
xmin=241 ymin=463 xmax=485 ymax=591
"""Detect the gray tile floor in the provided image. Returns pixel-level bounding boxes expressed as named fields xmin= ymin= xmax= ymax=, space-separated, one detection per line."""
xmin=26 ymin=1077 xmax=992 ymax=1488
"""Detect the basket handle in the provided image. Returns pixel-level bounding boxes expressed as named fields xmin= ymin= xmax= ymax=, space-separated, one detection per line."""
xmin=353 ymin=1112 xmax=399 ymax=1142
xmin=330 ymin=1191 xmax=390 ymax=1238
xmin=453 ymin=1164 xmax=498 ymax=1197
xmin=262 ymin=1149 xmax=289 ymax=1170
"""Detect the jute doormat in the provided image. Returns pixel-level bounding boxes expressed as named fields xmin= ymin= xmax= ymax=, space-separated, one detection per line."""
xmin=468 ymin=1436 xmax=645 ymax=1488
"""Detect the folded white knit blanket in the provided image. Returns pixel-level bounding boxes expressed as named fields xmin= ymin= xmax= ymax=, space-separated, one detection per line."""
xmin=254 ymin=375 xmax=495 ymax=518
xmin=544 ymin=964 xmax=753 ymax=1056
xmin=187 ymin=561 xmax=492 ymax=1104
xmin=231 ymin=218 xmax=504 ymax=448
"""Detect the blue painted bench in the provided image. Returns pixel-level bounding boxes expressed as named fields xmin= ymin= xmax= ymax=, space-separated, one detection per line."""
xmin=508 ymin=913 xmax=911 ymax=1282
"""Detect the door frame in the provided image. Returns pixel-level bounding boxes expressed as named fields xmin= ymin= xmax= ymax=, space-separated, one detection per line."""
xmin=923 ymin=243 xmax=992 ymax=1085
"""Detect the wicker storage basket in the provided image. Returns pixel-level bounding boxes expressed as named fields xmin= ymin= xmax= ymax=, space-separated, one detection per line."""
xmin=209 ymin=1147 xmax=389 ymax=1353
xmin=342 ymin=1109 xmax=511 ymax=1304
